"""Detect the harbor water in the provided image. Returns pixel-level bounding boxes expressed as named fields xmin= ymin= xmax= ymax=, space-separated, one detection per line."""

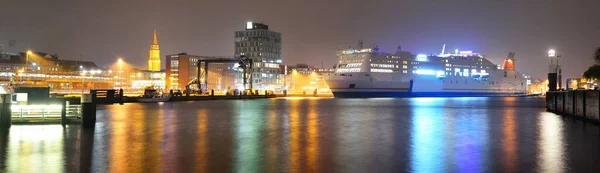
xmin=1 ymin=97 xmax=600 ymax=172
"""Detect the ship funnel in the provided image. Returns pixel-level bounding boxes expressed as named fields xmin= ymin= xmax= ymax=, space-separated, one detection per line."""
xmin=502 ymin=52 xmax=516 ymax=71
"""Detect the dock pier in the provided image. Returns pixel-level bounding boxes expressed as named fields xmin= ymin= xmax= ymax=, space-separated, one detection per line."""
xmin=546 ymin=90 xmax=600 ymax=123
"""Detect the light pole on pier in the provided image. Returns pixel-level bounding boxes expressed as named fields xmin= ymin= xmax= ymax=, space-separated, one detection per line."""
xmin=548 ymin=49 xmax=562 ymax=91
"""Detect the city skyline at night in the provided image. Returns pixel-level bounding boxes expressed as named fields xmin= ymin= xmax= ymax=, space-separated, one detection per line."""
xmin=1 ymin=1 xmax=600 ymax=80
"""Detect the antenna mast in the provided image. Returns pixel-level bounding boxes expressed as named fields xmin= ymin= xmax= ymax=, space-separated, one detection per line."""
xmin=441 ymin=44 xmax=446 ymax=55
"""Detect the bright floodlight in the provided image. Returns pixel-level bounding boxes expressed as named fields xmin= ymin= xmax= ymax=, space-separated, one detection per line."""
xmin=26 ymin=50 xmax=33 ymax=55
xmin=246 ymin=22 xmax=253 ymax=29
xmin=548 ymin=49 xmax=556 ymax=57
xmin=118 ymin=58 xmax=124 ymax=65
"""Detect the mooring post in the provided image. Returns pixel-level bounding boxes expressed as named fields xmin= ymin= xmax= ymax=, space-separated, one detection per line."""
xmin=81 ymin=92 xmax=96 ymax=128
xmin=61 ymin=99 xmax=67 ymax=126
xmin=0 ymin=94 xmax=12 ymax=129
xmin=119 ymin=88 xmax=124 ymax=105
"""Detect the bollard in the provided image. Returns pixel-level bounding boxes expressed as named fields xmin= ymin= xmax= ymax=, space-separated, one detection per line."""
xmin=0 ymin=94 xmax=12 ymax=129
xmin=119 ymin=88 xmax=124 ymax=105
xmin=265 ymin=90 xmax=268 ymax=98
xmin=185 ymin=89 xmax=189 ymax=101
xmin=211 ymin=89 xmax=214 ymax=97
xmin=314 ymin=89 xmax=317 ymax=97
xmin=284 ymin=90 xmax=287 ymax=97
xmin=81 ymin=93 xmax=96 ymax=128
xmin=61 ymin=100 xmax=67 ymax=126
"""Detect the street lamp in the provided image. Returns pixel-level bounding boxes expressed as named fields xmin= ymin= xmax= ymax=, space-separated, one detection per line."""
xmin=117 ymin=58 xmax=124 ymax=90
xmin=25 ymin=50 xmax=32 ymax=71
xmin=81 ymin=70 xmax=87 ymax=94
xmin=548 ymin=49 xmax=561 ymax=91
xmin=548 ymin=49 xmax=556 ymax=57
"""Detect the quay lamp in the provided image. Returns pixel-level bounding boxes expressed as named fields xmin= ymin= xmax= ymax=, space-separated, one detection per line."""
xmin=548 ymin=49 xmax=556 ymax=57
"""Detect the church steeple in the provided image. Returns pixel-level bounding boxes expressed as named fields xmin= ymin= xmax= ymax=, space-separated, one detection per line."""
xmin=152 ymin=30 xmax=158 ymax=45
xmin=148 ymin=30 xmax=161 ymax=71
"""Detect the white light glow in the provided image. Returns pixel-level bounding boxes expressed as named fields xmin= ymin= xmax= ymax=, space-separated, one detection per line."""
xmin=416 ymin=54 xmax=428 ymax=62
xmin=246 ymin=22 xmax=253 ymax=29
xmin=415 ymin=69 xmax=437 ymax=75
xmin=548 ymin=49 xmax=556 ymax=57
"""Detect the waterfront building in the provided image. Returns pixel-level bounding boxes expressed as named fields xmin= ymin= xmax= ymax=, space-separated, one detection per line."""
xmin=165 ymin=53 xmax=240 ymax=91
xmin=281 ymin=63 xmax=333 ymax=95
xmin=234 ymin=22 xmax=283 ymax=91
xmin=148 ymin=30 xmax=161 ymax=71
xmin=0 ymin=51 xmax=109 ymax=92
xmin=128 ymin=70 xmax=166 ymax=90
xmin=566 ymin=78 xmax=597 ymax=90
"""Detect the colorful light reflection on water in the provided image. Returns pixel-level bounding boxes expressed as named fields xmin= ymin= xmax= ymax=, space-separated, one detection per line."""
xmin=0 ymin=97 xmax=598 ymax=173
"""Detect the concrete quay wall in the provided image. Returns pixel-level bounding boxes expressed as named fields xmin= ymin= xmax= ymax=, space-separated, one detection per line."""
xmin=547 ymin=91 xmax=600 ymax=122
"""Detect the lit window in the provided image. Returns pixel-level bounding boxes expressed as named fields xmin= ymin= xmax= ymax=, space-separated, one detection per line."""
xmin=370 ymin=68 xmax=393 ymax=73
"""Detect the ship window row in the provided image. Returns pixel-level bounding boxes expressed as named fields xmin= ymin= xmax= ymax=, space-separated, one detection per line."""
xmin=346 ymin=63 xmax=362 ymax=68
xmin=447 ymin=68 xmax=489 ymax=77
xmin=370 ymin=64 xmax=395 ymax=68
xmin=444 ymin=79 xmax=496 ymax=84
xmin=336 ymin=68 xmax=361 ymax=73
xmin=450 ymin=57 xmax=476 ymax=61
xmin=369 ymin=59 xmax=399 ymax=63
xmin=339 ymin=59 xmax=363 ymax=63
xmin=371 ymin=68 xmax=394 ymax=73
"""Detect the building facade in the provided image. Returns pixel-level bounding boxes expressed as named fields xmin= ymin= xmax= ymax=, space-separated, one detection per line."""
xmin=234 ymin=22 xmax=283 ymax=91
xmin=148 ymin=30 xmax=161 ymax=71
xmin=165 ymin=53 xmax=240 ymax=91
xmin=280 ymin=63 xmax=334 ymax=95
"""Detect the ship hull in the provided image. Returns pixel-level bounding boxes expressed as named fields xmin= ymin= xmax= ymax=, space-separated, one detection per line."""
xmin=326 ymin=73 xmax=526 ymax=98
xmin=331 ymin=91 xmax=525 ymax=98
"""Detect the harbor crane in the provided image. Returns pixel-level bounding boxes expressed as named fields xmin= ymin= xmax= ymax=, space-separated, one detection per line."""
xmin=187 ymin=55 xmax=253 ymax=93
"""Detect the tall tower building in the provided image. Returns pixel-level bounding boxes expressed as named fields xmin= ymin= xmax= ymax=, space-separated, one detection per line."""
xmin=148 ymin=30 xmax=161 ymax=71
xmin=234 ymin=22 xmax=282 ymax=90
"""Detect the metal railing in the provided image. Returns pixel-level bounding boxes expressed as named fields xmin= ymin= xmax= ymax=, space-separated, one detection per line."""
xmin=11 ymin=104 xmax=81 ymax=121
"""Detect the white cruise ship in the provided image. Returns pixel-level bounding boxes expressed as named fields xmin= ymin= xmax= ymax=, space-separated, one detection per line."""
xmin=324 ymin=44 xmax=528 ymax=97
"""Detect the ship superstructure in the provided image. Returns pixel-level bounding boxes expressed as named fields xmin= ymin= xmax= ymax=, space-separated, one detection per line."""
xmin=325 ymin=44 xmax=527 ymax=97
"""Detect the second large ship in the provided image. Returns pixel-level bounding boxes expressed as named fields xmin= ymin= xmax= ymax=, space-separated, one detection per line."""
xmin=324 ymin=43 xmax=528 ymax=98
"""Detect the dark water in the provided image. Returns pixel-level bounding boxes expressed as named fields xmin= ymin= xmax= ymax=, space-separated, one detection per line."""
xmin=1 ymin=97 xmax=600 ymax=173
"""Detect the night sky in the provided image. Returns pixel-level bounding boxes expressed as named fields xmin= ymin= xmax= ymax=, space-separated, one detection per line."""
xmin=1 ymin=0 xmax=599 ymax=79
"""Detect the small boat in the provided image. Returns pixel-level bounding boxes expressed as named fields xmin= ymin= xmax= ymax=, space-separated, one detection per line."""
xmin=138 ymin=89 xmax=171 ymax=102
xmin=138 ymin=94 xmax=171 ymax=103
